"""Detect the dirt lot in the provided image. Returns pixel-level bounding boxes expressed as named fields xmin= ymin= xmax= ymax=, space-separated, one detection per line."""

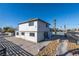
xmin=4 ymin=36 xmax=51 ymax=55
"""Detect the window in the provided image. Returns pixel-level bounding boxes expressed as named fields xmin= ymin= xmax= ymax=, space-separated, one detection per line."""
xmin=21 ymin=32 xmax=25 ymax=35
xmin=30 ymin=33 xmax=35 ymax=37
xmin=16 ymin=32 xmax=19 ymax=35
xmin=29 ymin=22 xmax=34 ymax=26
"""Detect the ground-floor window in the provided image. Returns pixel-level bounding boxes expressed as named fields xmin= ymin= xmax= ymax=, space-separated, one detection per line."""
xmin=30 ymin=33 xmax=35 ymax=37
xmin=16 ymin=32 xmax=19 ymax=35
xmin=21 ymin=32 xmax=25 ymax=35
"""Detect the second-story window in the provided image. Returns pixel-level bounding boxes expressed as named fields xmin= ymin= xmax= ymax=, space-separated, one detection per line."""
xmin=29 ymin=22 xmax=34 ymax=26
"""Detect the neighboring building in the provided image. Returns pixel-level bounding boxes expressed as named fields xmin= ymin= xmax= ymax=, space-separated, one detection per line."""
xmin=4 ymin=32 xmax=14 ymax=36
xmin=15 ymin=18 xmax=52 ymax=43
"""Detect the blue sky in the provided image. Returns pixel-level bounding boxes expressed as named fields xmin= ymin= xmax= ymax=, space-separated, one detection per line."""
xmin=0 ymin=3 xmax=79 ymax=29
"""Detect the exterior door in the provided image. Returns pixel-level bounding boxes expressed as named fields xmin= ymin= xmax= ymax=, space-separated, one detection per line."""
xmin=44 ymin=32 xmax=48 ymax=40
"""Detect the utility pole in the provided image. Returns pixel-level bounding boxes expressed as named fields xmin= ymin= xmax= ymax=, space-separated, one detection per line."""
xmin=64 ymin=25 xmax=67 ymax=33
xmin=64 ymin=25 xmax=67 ymax=37
xmin=53 ymin=19 xmax=56 ymax=35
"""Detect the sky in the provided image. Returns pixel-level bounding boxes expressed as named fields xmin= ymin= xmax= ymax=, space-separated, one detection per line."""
xmin=0 ymin=3 xmax=79 ymax=29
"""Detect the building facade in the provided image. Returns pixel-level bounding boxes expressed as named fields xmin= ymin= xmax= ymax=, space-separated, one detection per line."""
xmin=15 ymin=18 xmax=52 ymax=43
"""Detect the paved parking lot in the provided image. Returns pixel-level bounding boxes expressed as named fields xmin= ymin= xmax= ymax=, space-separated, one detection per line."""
xmin=0 ymin=36 xmax=33 ymax=56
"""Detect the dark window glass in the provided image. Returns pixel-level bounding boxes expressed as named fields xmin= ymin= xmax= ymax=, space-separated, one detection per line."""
xmin=21 ymin=32 xmax=25 ymax=35
xmin=30 ymin=33 xmax=35 ymax=37
xmin=17 ymin=32 xmax=19 ymax=35
xmin=29 ymin=22 xmax=34 ymax=26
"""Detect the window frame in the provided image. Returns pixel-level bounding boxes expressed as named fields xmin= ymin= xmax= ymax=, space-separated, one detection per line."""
xmin=29 ymin=33 xmax=35 ymax=37
xmin=29 ymin=22 xmax=34 ymax=26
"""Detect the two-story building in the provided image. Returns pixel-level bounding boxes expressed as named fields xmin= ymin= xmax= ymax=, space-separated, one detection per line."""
xmin=15 ymin=18 xmax=52 ymax=43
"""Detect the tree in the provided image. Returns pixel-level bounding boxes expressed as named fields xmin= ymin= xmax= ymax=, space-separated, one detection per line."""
xmin=67 ymin=29 xmax=71 ymax=32
xmin=3 ymin=27 xmax=15 ymax=33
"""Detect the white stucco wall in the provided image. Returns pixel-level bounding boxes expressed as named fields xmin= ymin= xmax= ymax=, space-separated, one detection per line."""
xmin=18 ymin=20 xmax=50 ymax=32
xmin=19 ymin=21 xmax=38 ymax=31
xmin=15 ymin=20 xmax=52 ymax=43
xmin=24 ymin=32 xmax=37 ymax=43
xmin=37 ymin=21 xmax=52 ymax=41
xmin=37 ymin=21 xmax=49 ymax=31
xmin=15 ymin=31 xmax=38 ymax=43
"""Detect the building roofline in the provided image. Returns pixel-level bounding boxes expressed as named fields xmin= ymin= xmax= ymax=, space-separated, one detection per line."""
xmin=19 ymin=18 xmax=50 ymax=25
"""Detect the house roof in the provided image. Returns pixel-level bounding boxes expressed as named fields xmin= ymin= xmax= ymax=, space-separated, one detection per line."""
xmin=19 ymin=18 xmax=50 ymax=25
